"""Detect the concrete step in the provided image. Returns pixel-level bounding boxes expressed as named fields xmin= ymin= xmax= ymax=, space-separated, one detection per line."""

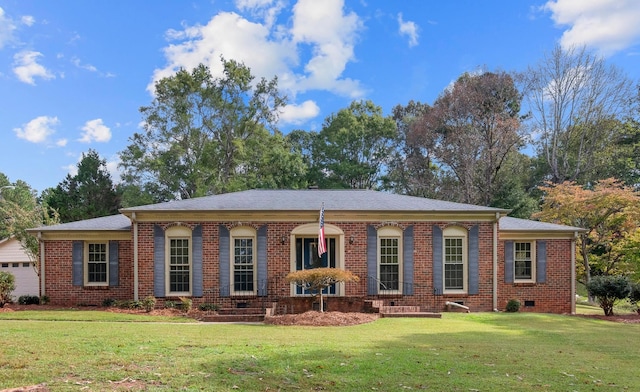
xmin=380 ymin=312 xmax=442 ymax=318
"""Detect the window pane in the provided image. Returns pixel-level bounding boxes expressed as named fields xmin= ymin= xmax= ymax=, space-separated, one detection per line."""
xmin=234 ymin=238 xmax=254 ymax=291
xmin=515 ymin=242 xmax=532 ymax=279
xmin=169 ymin=239 xmax=190 ymax=292
xmin=87 ymin=242 xmax=108 ymax=283
xmin=444 ymin=237 xmax=464 ymax=289
xmin=380 ymin=237 xmax=399 ymax=290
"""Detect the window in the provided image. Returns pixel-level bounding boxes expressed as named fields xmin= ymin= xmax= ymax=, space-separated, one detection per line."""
xmin=231 ymin=227 xmax=256 ymax=295
xmin=165 ymin=226 xmax=192 ymax=295
xmin=378 ymin=227 xmax=402 ymax=294
xmin=85 ymin=242 xmax=108 ymax=285
xmin=514 ymin=241 xmax=535 ymax=281
xmin=443 ymin=226 xmax=468 ymax=293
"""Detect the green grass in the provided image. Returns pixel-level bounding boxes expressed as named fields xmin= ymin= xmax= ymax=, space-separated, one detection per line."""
xmin=1 ymin=311 xmax=639 ymax=391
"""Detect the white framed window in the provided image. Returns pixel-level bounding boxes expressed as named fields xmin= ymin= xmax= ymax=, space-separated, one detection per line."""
xmin=514 ymin=241 xmax=536 ymax=282
xmin=443 ymin=226 xmax=468 ymax=294
xmin=85 ymin=242 xmax=108 ymax=286
xmin=378 ymin=226 xmax=402 ymax=294
xmin=231 ymin=226 xmax=257 ymax=296
xmin=165 ymin=226 xmax=192 ymax=296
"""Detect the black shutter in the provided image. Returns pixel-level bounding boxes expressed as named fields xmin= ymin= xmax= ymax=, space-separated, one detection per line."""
xmin=504 ymin=241 xmax=514 ymax=283
xmin=367 ymin=225 xmax=378 ymax=295
xmin=219 ymin=225 xmax=230 ymax=297
xmin=192 ymin=225 xmax=203 ymax=297
xmin=108 ymin=241 xmax=119 ymax=287
xmin=468 ymin=225 xmax=479 ymax=295
xmin=403 ymin=225 xmax=414 ymax=295
xmin=72 ymin=241 xmax=83 ymax=286
xmin=432 ymin=226 xmax=443 ymax=294
xmin=153 ymin=225 xmax=165 ymax=297
xmin=257 ymin=225 xmax=268 ymax=297
xmin=536 ymin=241 xmax=547 ymax=283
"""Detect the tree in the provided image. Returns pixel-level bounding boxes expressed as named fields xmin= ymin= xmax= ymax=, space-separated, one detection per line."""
xmin=120 ymin=59 xmax=293 ymax=200
xmin=44 ymin=150 xmax=120 ymax=223
xmin=384 ymin=101 xmax=440 ymax=198
xmin=520 ymin=45 xmax=636 ymax=184
xmin=310 ymin=100 xmax=397 ymax=189
xmin=285 ymin=268 xmax=359 ymax=312
xmin=535 ymin=178 xmax=640 ymax=286
xmin=586 ymin=275 xmax=630 ymax=316
xmin=0 ymin=271 xmax=15 ymax=307
xmin=410 ymin=71 xmax=524 ymax=206
xmin=0 ymin=175 xmax=59 ymax=275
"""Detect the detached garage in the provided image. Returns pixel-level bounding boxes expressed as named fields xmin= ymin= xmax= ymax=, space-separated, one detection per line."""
xmin=0 ymin=237 xmax=38 ymax=300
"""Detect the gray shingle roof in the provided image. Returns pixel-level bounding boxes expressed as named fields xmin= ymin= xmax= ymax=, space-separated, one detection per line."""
xmin=499 ymin=216 xmax=584 ymax=232
xmin=31 ymin=214 xmax=131 ymax=232
xmin=121 ymin=189 xmax=509 ymax=213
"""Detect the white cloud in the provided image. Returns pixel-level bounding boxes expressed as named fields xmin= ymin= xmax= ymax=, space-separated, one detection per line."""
xmin=397 ymin=13 xmax=419 ymax=47
xmin=13 ymin=51 xmax=55 ymax=85
xmin=14 ymin=116 xmax=59 ymax=143
xmin=79 ymin=119 xmax=112 ymax=143
xmin=56 ymin=139 xmax=68 ymax=147
xmin=21 ymin=15 xmax=35 ymax=26
xmin=544 ymin=0 xmax=640 ymax=56
xmin=279 ymin=100 xmax=320 ymax=125
xmin=149 ymin=0 xmax=365 ymax=124
xmin=71 ymin=57 xmax=97 ymax=72
xmin=0 ymin=7 xmax=17 ymax=49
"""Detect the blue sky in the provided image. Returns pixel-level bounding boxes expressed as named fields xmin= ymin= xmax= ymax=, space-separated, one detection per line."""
xmin=1 ymin=0 xmax=639 ymax=193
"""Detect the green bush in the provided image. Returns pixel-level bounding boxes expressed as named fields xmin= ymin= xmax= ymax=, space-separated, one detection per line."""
xmin=0 ymin=271 xmax=16 ymax=307
xmin=179 ymin=297 xmax=192 ymax=313
xmin=629 ymin=282 xmax=640 ymax=313
xmin=505 ymin=299 xmax=520 ymax=312
xmin=141 ymin=296 xmax=156 ymax=312
xmin=18 ymin=295 xmax=40 ymax=305
xmin=586 ymin=275 xmax=631 ymax=316
xmin=198 ymin=303 xmax=219 ymax=311
xmin=40 ymin=295 xmax=49 ymax=305
xmin=102 ymin=298 xmax=117 ymax=307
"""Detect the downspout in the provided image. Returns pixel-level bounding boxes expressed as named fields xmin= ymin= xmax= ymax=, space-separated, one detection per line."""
xmin=493 ymin=213 xmax=499 ymax=312
xmin=38 ymin=232 xmax=45 ymax=297
xmin=132 ymin=212 xmax=139 ymax=302
xmin=571 ymin=231 xmax=577 ymax=315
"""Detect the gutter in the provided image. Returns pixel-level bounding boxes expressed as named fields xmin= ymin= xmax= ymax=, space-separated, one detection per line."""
xmin=571 ymin=231 xmax=577 ymax=315
xmin=493 ymin=213 xmax=499 ymax=311
xmin=38 ymin=232 xmax=45 ymax=297
xmin=132 ymin=212 xmax=139 ymax=301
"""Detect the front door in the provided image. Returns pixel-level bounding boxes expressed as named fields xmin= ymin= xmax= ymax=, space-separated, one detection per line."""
xmin=295 ymin=237 xmax=336 ymax=295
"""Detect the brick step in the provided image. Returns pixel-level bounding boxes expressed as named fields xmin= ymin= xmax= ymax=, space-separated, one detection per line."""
xmin=217 ymin=307 xmax=265 ymax=315
xmin=380 ymin=312 xmax=442 ymax=319
xmin=199 ymin=314 xmax=265 ymax=323
xmin=380 ymin=305 xmax=421 ymax=313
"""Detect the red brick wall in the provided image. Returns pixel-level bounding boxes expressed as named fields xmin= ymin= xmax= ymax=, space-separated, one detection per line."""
xmin=42 ymin=221 xmax=574 ymax=314
xmin=43 ymin=240 xmax=133 ymax=306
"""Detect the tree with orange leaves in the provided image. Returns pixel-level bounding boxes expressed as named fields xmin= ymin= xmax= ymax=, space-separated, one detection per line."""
xmin=285 ymin=268 xmax=359 ymax=313
xmin=535 ymin=178 xmax=640 ymax=286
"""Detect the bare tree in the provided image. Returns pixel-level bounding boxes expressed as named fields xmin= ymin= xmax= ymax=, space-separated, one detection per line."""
xmin=520 ymin=45 xmax=636 ymax=184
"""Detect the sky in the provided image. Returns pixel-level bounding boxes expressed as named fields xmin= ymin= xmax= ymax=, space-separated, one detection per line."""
xmin=1 ymin=0 xmax=639 ymax=194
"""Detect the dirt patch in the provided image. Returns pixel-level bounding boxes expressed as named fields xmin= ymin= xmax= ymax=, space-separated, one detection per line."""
xmin=265 ymin=310 xmax=379 ymax=326
xmin=577 ymin=312 xmax=640 ymax=323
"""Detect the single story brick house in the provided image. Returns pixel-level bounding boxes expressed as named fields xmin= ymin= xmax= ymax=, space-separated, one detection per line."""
xmin=29 ymin=189 xmax=583 ymax=314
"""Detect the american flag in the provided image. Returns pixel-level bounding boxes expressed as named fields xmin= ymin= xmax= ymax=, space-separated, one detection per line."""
xmin=318 ymin=203 xmax=326 ymax=257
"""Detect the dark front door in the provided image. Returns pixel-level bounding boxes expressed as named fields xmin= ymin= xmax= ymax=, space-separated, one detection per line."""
xmin=295 ymin=237 xmax=336 ymax=295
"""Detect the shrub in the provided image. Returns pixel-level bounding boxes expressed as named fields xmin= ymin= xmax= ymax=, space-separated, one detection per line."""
xmin=40 ymin=295 xmax=50 ymax=305
xmin=198 ymin=303 xmax=219 ymax=311
xmin=586 ymin=275 xmax=631 ymax=316
xmin=179 ymin=297 xmax=192 ymax=313
xmin=114 ymin=300 xmax=142 ymax=309
xmin=505 ymin=299 xmax=520 ymax=312
xmin=629 ymin=282 xmax=640 ymax=314
xmin=141 ymin=296 xmax=156 ymax=313
xmin=102 ymin=298 xmax=117 ymax=307
xmin=18 ymin=295 xmax=40 ymax=305
xmin=0 ymin=271 xmax=16 ymax=307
